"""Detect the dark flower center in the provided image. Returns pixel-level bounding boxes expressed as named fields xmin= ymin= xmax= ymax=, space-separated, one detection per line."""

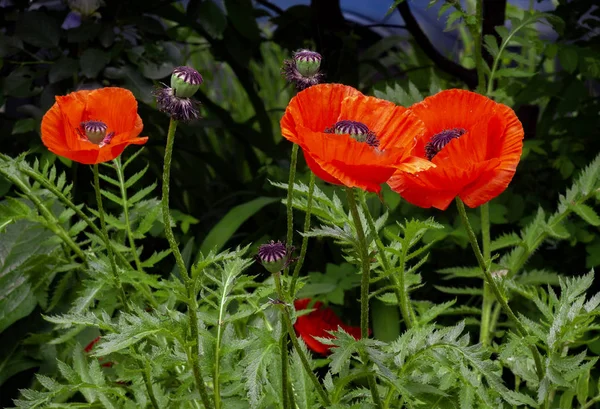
xmin=257 ymin=240 xmax=287 ymax=263
xmin=425 ymin=128 xmax=466 ymax=160
xmin=325 ymin=120 xmax=379 ymax=148
xmin=80 ymin=120 xmax=113 ymax=146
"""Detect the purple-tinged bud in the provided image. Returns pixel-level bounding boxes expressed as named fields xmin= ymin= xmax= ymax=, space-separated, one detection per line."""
xmin=257 ymin=240 xmax=293 ymax=274
xmin=170 ymin=66 xmax=203 ymax=98
xmin=282 ymin=49 xmax=324 ymax=91
xmin=294 ymin=49 xmax=321 ymax=77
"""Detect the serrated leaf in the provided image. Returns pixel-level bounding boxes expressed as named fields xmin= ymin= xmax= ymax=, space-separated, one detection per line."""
xmin=572 ymin=204 xmax=600 ymax=226
xmin=129 ymin=183 xmax=157 ymax=205
xmin=434 ymin=286 xmax=483 ymax=296
xmin=0 ymin=220 xmax=58 ymax=332
xmin=490 ymin=232 xmax=521 ymax=251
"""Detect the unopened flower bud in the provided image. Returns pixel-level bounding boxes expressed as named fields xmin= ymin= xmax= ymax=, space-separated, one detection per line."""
xmin=282 ymin=49 xmax=324 ymax=91
xmin=294 ymin=50 xmax=321 ymax=77
xmin=257 ymin=240 xmax=293 ymax=274
xmin=170 ymin=66 xmax=203 ymax=98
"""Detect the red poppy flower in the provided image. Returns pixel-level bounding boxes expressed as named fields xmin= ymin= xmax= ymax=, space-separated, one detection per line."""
xmin=293 ymin=298 xmax=362 ymax=355
xmin=41 ymin=87 xmax=148 ymax=165
xmin=387 ymin=89 xmax=524 ymax=210
xmin=280 ymin=84 xmax=432 ymax=193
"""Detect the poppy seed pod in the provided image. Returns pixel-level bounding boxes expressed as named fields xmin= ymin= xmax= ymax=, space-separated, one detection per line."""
xmin=170 ymin=66 xmax=203 ymax=98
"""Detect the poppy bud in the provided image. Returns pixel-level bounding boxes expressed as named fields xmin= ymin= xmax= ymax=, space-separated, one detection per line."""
xmin=282 ymin=49 xmax=324 ymax=91
xmin=294 ymin=50 xmax=321 ymax=77
xmin=257 ymin=240 xmax=292 ymax=274
xmin=170 ymin=66 xmax=203 ymax=98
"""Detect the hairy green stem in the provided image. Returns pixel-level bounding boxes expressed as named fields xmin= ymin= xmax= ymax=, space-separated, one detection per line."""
xmin=345 ymin=188 xmax=383 ymax=408
xmin=280 ymin=333 xmax=291 ymax=409
xmin=479 ymin=203 xmax=494 ymax=345
xmin=472 ymin=0 xmax=486 ymax=93
xmin=93 ymin=164 xmax=128 ymax=308
xmin=114 ymin=157 xmax=143 ymax=271
xmin=143 ymin=360 xmax=161 ymax=409
xmin=273 ymin=272 xmax=330 ymax=406
xmin=358 ymin=192 xmax=414 ymax=329
xmin=455 ymin=198 xmax=544 ymax=380
xmin=161 ymin=118 xmax=213 ymax=409
xmin=284 ymin=144 xmax=299 ymax=277
xmin=289 ymin=171 xmax=315 ymax=296
xmin=282 ymin=309 xmax=330 ymax=406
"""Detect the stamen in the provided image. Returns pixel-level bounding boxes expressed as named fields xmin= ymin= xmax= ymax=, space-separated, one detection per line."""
xmin=325 ymin=120 xmax=380 ymax=148
xmin=425 ymin=128 xmax=466 ymax=160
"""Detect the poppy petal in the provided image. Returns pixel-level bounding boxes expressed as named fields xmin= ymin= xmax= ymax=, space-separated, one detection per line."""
xmin=337 ymin=95 xmax=426 ymax=151
xmin=41 ymin=102 xmax=70 ymax=152
xmin=281 ymin=84 xmax=362 ymax=145
xmin=410 ymin=89 xmax=499 ymax=158
xmin=84 ymin=87 xmax=139 ymax=135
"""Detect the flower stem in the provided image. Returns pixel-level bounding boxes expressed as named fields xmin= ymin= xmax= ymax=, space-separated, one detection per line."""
xmin=358 ymin=192 xmax=414 ymax=329
xmin=289 ymin=171 xmax=315 ymax=296
xmin=273 ymin=272 xmax=331 ymax=407
xmin=114 ymin=157 xmax=143 ymax=271
xmin=93 ymin=164 xmax=127 ymax=308
xmin=345 ymin=187 xmax=383 ymax=409
xmin=162 ymin=118 xmax=213 ymax=409
xmin=273 ymin=271 xmax=292 ymax=409
xmin=479 ymin=202 xmax=494 ymax=345
xmin=473 ymin=0 xmax=486 ymax=93
xmin=280 ymin=332 xmax=291 ymax=409
xmin=143 ymin=359 xmax=161 ymax=409
xmin=455 ymin=198 xmax=544 ymax=380
xmin=284 ymin=144 xmax=299 ymax=277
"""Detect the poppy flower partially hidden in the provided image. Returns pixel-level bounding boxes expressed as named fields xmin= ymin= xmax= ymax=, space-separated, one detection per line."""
xmin=84 ymin=336 xmax=113 ymax=368
xmin=388 ymin=89 xmax=524 ymax=210
xmin=293 ymin=298 xmax=363 ymax=355
xmin=280 ymin=84 xmax=432 ymax=193
xmin=41 ymin=87 xmax=148 ymax=165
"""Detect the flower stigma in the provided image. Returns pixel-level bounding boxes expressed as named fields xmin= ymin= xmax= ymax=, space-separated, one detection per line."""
xmin=325 ymin=120 xmax=379 ymax=148
xmin=425 ymin=128 xmax=466 ymax=160
xmin=80 ymin=120 xmax=114 ymax=146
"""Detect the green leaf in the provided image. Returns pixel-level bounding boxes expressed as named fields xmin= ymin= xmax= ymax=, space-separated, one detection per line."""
xmin=198 ymin=0 xmax=228 ymax=39
xmin=199 ymin=197 xmax=278 ymax=255
xmin=558 ymin=46 xmax=579 ymax=73
xmin=483 ymin=35 xmax=499 ymax=58
xmin=576 ymin=368 xmax=590 ymax=405
xmin=572 ymin=204 xmax=600 ymax=226
xmin=0 ymin=347 xmax=38 ymax=386
xmin=490 ymin=232 xmax=521 ymax=251
xmin=80 ymin=49 xmax=110 ymax=78
xmin=104 ymin=66 xmax=154 ymax=104
xmin=0 ymin=220 xmax=58 ymax=332
xmin=12 ymin=119 xmax=36 ymax=135
xmin=49 ymin=57 xmax=79 ymax=83
xmin=16 ymin=12 xmax=60 ymax=48
xmin=434 ymin=286 xmax=482 ymax=296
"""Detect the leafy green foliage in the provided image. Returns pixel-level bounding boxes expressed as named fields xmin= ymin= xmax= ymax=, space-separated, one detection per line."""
xmin=2 ymin=0 xmax=600 ymax=407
